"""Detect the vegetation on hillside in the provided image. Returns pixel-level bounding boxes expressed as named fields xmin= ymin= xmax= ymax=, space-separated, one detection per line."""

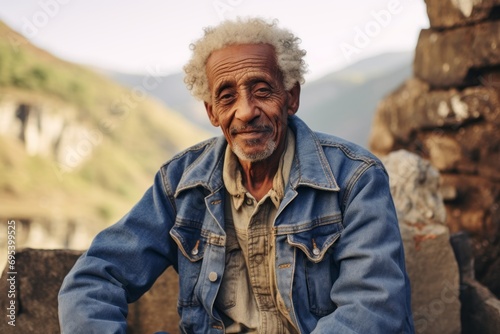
xmin=0 ymin=21 xmax=209 ymax=230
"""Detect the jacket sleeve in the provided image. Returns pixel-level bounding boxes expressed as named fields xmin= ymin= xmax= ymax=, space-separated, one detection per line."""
xmin=312 ymin=163 xmax=414 ymax=334
xmin=58 ymin=171 xmax=177 ymax=334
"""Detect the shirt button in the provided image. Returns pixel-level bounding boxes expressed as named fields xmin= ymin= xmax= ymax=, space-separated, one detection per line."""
xmin=245 ymin=197 xmax=253 ymax=206
xmin=208 ymin=271 xmax=218 ymax=282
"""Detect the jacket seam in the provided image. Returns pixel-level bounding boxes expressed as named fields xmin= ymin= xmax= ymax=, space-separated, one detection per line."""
xmin=341 ymin=162 xmax=375 ymax=212
xmin=160 ymin=167 xmax=177 ymax=214
xmin=320 ymin=141 xmax=377 ymax=165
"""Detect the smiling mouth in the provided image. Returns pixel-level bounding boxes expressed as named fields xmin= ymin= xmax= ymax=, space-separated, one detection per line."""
xmin=230 ymin=125 xmax=272 ymax=137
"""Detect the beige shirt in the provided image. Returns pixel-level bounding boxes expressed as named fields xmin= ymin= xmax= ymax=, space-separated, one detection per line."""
xmin=217 ymin=129 xmax=298 ymax=333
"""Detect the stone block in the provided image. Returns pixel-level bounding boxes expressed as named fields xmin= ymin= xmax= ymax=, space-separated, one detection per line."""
xmin=450 ymin=232 xmax=500 ymax=334
xmin=461 ymin=278 xmax=500 ymax=333
xmin=128 ymin=267 xmax=180 ymax=334
xmin=381 ymin=150 xmax=461 ymax=334
xmin=0 ymin=248 xmax=81 ymax=333
xmin=414 ymin=21 xmax=500 ymax=87
xmin=370 ymin=78 xmax=500 ymax=180
xmin=401 ymin=224 xmax=461 ymax=334
xmin=0 ymin=248 xmax=181 ymax=333
xmin=424 ymin=0 xmax=500 ymax=28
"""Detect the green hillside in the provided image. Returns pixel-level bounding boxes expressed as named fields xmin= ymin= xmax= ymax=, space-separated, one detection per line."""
xmin=0 ymin=21 xmax=210 ymax=232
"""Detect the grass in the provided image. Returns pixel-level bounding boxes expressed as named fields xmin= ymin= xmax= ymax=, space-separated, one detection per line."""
xmin=0 ymin=20 xmax=211 ymax=233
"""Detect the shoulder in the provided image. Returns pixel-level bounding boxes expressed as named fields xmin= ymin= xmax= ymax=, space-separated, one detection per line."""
xmin=161 ymin=137 xmax=219 ymax=169
xmin=314 ymin=131 xmax=385 ymax=170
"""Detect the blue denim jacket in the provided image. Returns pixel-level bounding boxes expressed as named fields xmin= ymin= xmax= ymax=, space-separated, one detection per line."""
xmin=59 ymin=116 xmax=414 ymax=333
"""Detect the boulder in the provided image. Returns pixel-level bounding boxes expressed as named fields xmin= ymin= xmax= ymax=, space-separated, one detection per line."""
xmin=381 ymin=150 xmax=461 ymax=334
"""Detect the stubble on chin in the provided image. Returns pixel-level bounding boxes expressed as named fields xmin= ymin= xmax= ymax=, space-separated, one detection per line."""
xmin=231 ymin=139 xmax=277 ymax=162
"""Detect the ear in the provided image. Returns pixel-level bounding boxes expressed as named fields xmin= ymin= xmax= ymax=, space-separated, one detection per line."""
xmin=287 ymin=83 xmax=301 ymax=116
xmin=204 ymin=101 xmax=220 ymax=127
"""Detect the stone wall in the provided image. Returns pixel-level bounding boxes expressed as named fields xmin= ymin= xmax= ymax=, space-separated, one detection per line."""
xmin=0 ymin=249 xmax=180 ymax=334
xmin=370 ymin=0 xmax=500 ymax=297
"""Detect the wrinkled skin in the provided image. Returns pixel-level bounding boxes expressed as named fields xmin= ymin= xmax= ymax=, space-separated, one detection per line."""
xmin=204 ymin=43 xmax=300 ymax=200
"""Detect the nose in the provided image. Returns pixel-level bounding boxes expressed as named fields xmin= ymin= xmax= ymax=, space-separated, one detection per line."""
xmin=234 ymin=94 xmax=260 ymax=123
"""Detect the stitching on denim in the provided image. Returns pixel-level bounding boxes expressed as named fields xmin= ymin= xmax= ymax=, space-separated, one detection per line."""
xmin=274 ymin=214 xmax=343 ymax=235
xmin=341 ymin=163 xmax=374 ymax=212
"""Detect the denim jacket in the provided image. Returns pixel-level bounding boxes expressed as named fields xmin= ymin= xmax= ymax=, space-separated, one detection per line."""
xmin=59 ymin=116 xmax=414 ymax=333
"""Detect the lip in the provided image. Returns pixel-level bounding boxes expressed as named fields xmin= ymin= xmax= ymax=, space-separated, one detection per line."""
xmin=235 ymin=130 xmax=266 ymax=138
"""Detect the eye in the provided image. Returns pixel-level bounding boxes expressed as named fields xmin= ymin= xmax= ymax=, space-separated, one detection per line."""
xmin=253 ymin=84 xmax=272 ymax=98
xmin=217 ymin=89 xmax=236 ymax=104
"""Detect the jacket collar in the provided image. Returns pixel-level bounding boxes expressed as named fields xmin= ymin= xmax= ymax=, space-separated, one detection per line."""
xmin=175 ymin=115 xmax=339 ymax=197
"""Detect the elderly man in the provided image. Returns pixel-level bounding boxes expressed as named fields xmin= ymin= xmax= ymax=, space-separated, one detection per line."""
xmin=59 ymin=18 xmax=414 ymax=333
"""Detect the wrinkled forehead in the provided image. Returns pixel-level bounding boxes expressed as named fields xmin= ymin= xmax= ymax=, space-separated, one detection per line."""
xmin=205 ymin=43 xmax=281 ymax=89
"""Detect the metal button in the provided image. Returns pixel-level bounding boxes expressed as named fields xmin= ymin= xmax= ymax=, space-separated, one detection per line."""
xmin=245 ymin=197 xmax=253 ymax=206
xmin=254 ymin=254 xmax=264 ymax=264
xmin=312 ymin=247 xmax=320 ymax=256
xmin=191 ymin=240 xmax=200 ymax=255
xmin=208 ymin=271 xmax=218 ymax=282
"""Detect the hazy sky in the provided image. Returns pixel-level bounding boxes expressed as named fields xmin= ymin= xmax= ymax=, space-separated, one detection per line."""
xmin=0 ymin=0 xmax=429 ymax=80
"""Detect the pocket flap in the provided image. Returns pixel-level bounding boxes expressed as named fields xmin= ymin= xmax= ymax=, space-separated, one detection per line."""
xmin=287 ymin=221 xmax=342 ymax=263
xmin=170 ymin=222 xmax=206 ymax=262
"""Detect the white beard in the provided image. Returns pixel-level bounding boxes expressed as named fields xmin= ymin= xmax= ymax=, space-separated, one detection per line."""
xmin=231 ymin=139 xmax=277 ymax=162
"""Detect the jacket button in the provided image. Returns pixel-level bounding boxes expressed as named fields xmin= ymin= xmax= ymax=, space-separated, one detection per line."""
xmin=313 ymin=247 xmax=320 ymax=256
xmin=208 ymin=271 xmax=218 ymax=282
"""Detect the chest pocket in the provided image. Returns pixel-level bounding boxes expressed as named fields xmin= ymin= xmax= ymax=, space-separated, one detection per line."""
xmin=286 ymin=217 xmax=343 ymax=317
xmin=170 ymin=221 xmax=207 ymax=307
xmin=170 ymin=221 xmax=207 ymax=262
xmin=287 ymin=217 xmax=343 ymax=263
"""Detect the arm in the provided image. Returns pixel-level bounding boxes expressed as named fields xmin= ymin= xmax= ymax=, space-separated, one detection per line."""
xmin=313 ymin=164 xmax=414 ymax=333
xmin=58 ymin=171 xmax=177 ymax=334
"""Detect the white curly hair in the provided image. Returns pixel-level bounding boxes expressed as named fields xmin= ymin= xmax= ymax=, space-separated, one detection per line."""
xmin=183 ymin=17 xmax=307 ymax=102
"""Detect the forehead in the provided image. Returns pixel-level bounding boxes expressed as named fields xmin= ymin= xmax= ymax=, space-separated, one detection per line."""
xmin=205 ymin=44 xmax=279 ymax=88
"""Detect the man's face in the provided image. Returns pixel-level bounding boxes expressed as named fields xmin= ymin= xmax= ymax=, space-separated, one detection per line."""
xmin=204 ymin=43 xmax=299 ymax=162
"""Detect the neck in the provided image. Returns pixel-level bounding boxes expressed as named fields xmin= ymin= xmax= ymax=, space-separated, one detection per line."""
xmin=238 ymin=138 xmax=286 ymax=202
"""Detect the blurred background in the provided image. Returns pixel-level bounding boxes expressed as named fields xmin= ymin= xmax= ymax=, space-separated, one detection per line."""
xmin=0 ymin=0 xmax=429 ymax=269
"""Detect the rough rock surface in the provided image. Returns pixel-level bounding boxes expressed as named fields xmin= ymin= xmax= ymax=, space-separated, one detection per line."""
xmin=424 ymin=0 xmax=500 ymax=28
xmin=414 ymin=22 xmax=500 ymax=88
xmin=370 ymin=0 xmax=500 ymax=298
xmin=450 ymin=233 xmax=500 ymax=334
xmin=0 ymin=249 xmax=82 ymax=333
xmin=460 ymin=278 xmax=500 ymax=333
xmin=381 ymin=150 xmax=461 ymax=334
xmin=0 ymin=248 xmax=180 ymax=334
xmin=127 ymin=266 xmax=180 ymax=334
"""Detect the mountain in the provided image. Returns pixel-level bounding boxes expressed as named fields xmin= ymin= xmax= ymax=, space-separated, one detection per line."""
xmin=101 ymin=70 xmax=217 ymax=134
xmin=104 ymin=52 xmax=413 ymax=148
xmin=0 ymin=21 xmax=210 ymax=252
xmin=299 ymin=52 xmax=413 ymax=146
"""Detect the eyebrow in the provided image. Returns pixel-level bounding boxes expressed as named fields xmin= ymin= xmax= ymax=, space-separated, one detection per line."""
xmin=214 ymin=76 xmax=272 ymax=98
xmin=214 ymin=82 xmax=233 ymax=98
